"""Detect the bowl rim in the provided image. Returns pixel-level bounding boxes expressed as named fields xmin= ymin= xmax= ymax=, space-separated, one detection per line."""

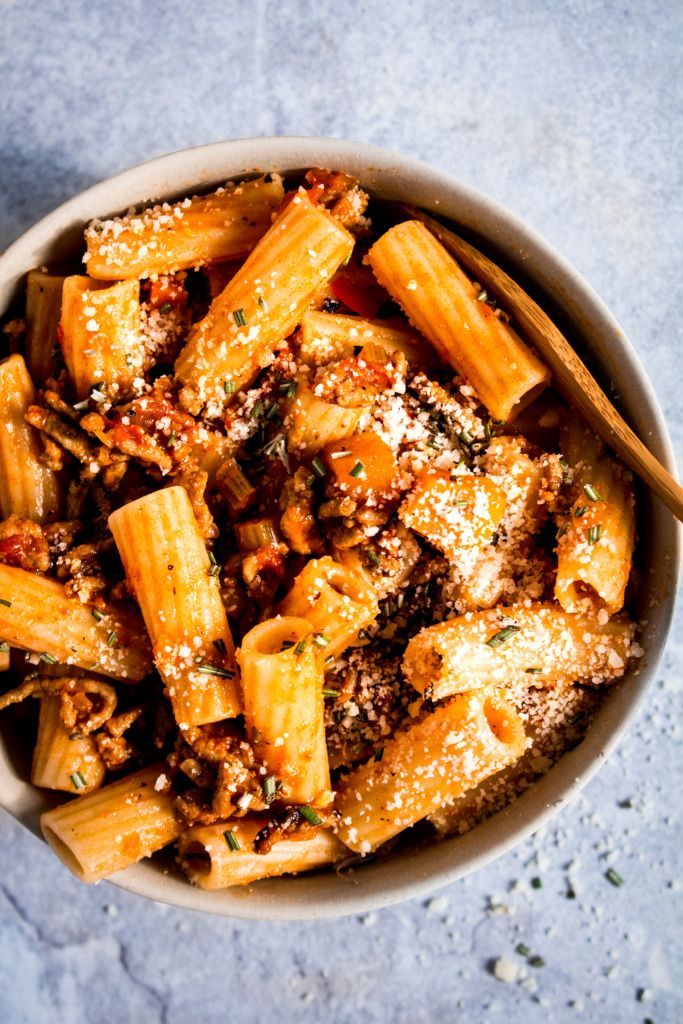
xmin=0 ymin=135 xmax=679 ymax=919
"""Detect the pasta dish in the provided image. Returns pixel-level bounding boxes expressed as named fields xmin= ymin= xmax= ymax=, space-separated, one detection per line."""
xmin=0 ymin=169 xmax=641 ymax=889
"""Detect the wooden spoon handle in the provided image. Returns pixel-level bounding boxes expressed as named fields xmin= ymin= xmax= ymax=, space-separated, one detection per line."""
xmin=400 ymin=204 xmax=683 ymax=523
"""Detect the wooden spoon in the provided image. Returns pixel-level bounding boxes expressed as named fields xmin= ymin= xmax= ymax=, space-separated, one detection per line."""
xmin=397 ymin=203 xmax=683 ymax=522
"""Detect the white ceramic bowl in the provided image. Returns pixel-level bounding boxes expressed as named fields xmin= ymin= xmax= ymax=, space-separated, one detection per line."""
xmin=0 ymin=138 xmax=678 ymax=919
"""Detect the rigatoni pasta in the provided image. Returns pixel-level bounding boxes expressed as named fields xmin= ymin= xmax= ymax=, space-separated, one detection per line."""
xmin=367 ymin=220 xmax=550 ymax=420
xmin=25 ymin=268 xmax=66 ymax=385
xmin=237 ymin=617 xmax=331 ymax=806
xmin=0 ymin=564 xmax=152 ymax=680
xmin=109 ymin=486 xmax=240 ymax=726
xmin=85 ymin=174 xmax=285 ymax=280
xmin=32 ymin=695 xmax=105 ymax=794
xmin=0 ymin=165 xmax=644 ymax=893
xmin=555 ymin=419 xmax=636 ymax=616
xmin=59 ymin=276 xmax=144 ymax=400
xmin=175 ymin=190 xmax=354 ymax=413
xmin=334 ymin=691 xmax=527 ymax=852
xmin=278 ymin=557 xmax=379 ymax=657
xmin=178 ymin=817 xmax=345 ymax=889
xmin=0 ymin=354 xmax=61 ymax=523
xmin=41 ymin=765 xmax=181 ymax=883
xmin=403 ymin=602 xmax=639 ymax=700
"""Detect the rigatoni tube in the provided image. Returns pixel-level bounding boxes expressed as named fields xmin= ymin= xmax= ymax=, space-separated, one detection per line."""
xmin=297 ymin=310 xmax=433 ymax=368
xmin=334 ymin=691 xmax=527 ymax=853
xmin=108 ymin=486 xmax=241 ymax=726
xmin=59 ymin=276 xmax=144 ymax=400
xmin=287 ymin=379 xmax=367 ymax=454
xmin=0 ymin=355 xmax=61 ymax=523
xmin=399 ymin=470 xmax=506 ymax=570
xmin=41 ymin=764 xmax=181 ymax=883
xmin=403 ymin=602 xmax=638 ymax=700
xmin=555 ymin=419 xmax=635 ymax=616
xmin=84 ymin=174 xmax=285 ymax=280
xmin=178 ymin=816 xmax=345 ymax=889
xmin=25 ymin=269 xmax=66 ymax=385
xmin=277 ymin=557 xmax=379 ymax=658
xmin=367 ymin=220 xmax=550 ymax=420
xmin=32 ymin=696 xmax=105 ymax=794
xmin=174 ymin=190 xmax=354 ymax=412
xmin=0 ymin=564 xmax=152 ymax=681
xmin=237 ymin=617 xmax=331 ymax=806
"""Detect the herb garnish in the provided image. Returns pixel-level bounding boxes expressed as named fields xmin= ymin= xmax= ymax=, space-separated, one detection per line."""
xmin=588 ymin=524 xmax=603 ymax=544
xmin=223 ymin=829 xmax=241 ymax=851
xmin=583 ymin=483 xmax=603 ymax=502
xmin=486 ymin=625 xmax=520 ymax=648
xmin=233 ymin=308 xmax=248 ymax=328
xmin=605 ymin=867 xmax=624 ymax=887
xmin=349 ymin=461 xmax=365 ymax=478
xmin=70 ymin=771 xmax=87 ymax=790
xmin=298 ymin=806 xmax=322 ymax=826
xmin=196 ymin=664 xmax=235 ymax=678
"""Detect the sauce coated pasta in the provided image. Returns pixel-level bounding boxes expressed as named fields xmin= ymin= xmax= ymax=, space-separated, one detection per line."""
xmin=0 ymin=168 xmax=642 ymax=889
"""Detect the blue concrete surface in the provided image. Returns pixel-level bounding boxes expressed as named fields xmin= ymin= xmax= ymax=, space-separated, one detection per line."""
xmin=0 ymin=1 xmax=681 ymax=1021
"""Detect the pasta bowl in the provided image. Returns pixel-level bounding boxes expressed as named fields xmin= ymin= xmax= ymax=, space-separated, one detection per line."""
xmin=0 ymin=137 xmax=678 ymax=919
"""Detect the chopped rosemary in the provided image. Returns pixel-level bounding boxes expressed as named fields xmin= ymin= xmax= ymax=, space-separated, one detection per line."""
xmin=573 ymin=505 xmax=588 ymax=518
xmin=367 ymin=548 xmax=382 ymax=568
xmin=313 ymin=633 xmax=330 ymax=648
xmin=265 ymin=401 xmax=280 ymax=421
xmin=261 ymin=434 xmax=290 ymax=470
xmin=159 ymin=301 xmax=172 ymax=314
xmin=349 ymin=461 xmax=365 ymax=478
xmin=486 ymin=624 xmax=520 ymax=648
xmin=311 ymin=456 xmax=326 ymax=478
xmin=298 ymin=806 xmax=322 ymax=826
xmin=584 ymin=483 xmax=603 ymax=502
xmin=556 ymin=522 xmax=568 ymax=540
xmin=223 ymin=829 xmax=241 ymax=851
xmin=588 ymin=524 xmax=603 ymax=544
xmin=515 ymin=943 xmax=530 ymax=957
xmin=322 ymin=688 xmax=340 ymax=698
xmin=196 ymin=663 xmax=235 ymax=678
xmin=106 ymin=631 xmax=118 ymax=648
xmin=293 ymin=639 xmax=307 ymax=655
xmin=223 ymin=380 xmax=236 ymax=395
xmin=167 ymin=430 xmax=176 ymax=448
xmin=278 ymin=379 xmax=298 ymax=398
xmin=531 ymin=876 xmax=542 ymax=889
xmin=605 ymin=867 xmax=624 ymax=887
xmin=207 ymin=551 xmax=221 ymax=578
xmin=262 ymin=776 xmax=277 ymax=804
xmin=453 ymin=499 xmax=471 ymax=507
xmin=70 ymin=771 xmax=87 ymax=790
xmin=257 ymin=295 xmax=268 ymax=311
xmin=0 ymin=598 xmax=12 ymax=608
xmin=528 ymin=955 xmax=545 ymax=968
xmin=305 ymin=474 xmax=316 ymax=489
xmin=233 ymin=308 xmax=248 ymax=328
xmin=250 ymin=399 xmax=264 ymax=419
xmin=459 ymin=429 xmax=474 ymax=446
xmin=374 ymin=747 xmax=384 ymax=763
xmin=525 ymin=667 xmax=543 ymax=674
xmin=91 ymin=608 xmax=104 ymax=622
xmin=39 ymin=652 xmax=57 ymax=664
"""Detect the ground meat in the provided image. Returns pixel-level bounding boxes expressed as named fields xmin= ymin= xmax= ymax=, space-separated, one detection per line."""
xmin=0 ymin=516 xmax=50 ymax=572
xmin=279 ymin=467 xmax=323 ymax=554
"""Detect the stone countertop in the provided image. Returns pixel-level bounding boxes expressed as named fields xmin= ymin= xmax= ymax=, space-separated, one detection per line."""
xmin=0 ymin=1 xmax=681 ymax=1021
